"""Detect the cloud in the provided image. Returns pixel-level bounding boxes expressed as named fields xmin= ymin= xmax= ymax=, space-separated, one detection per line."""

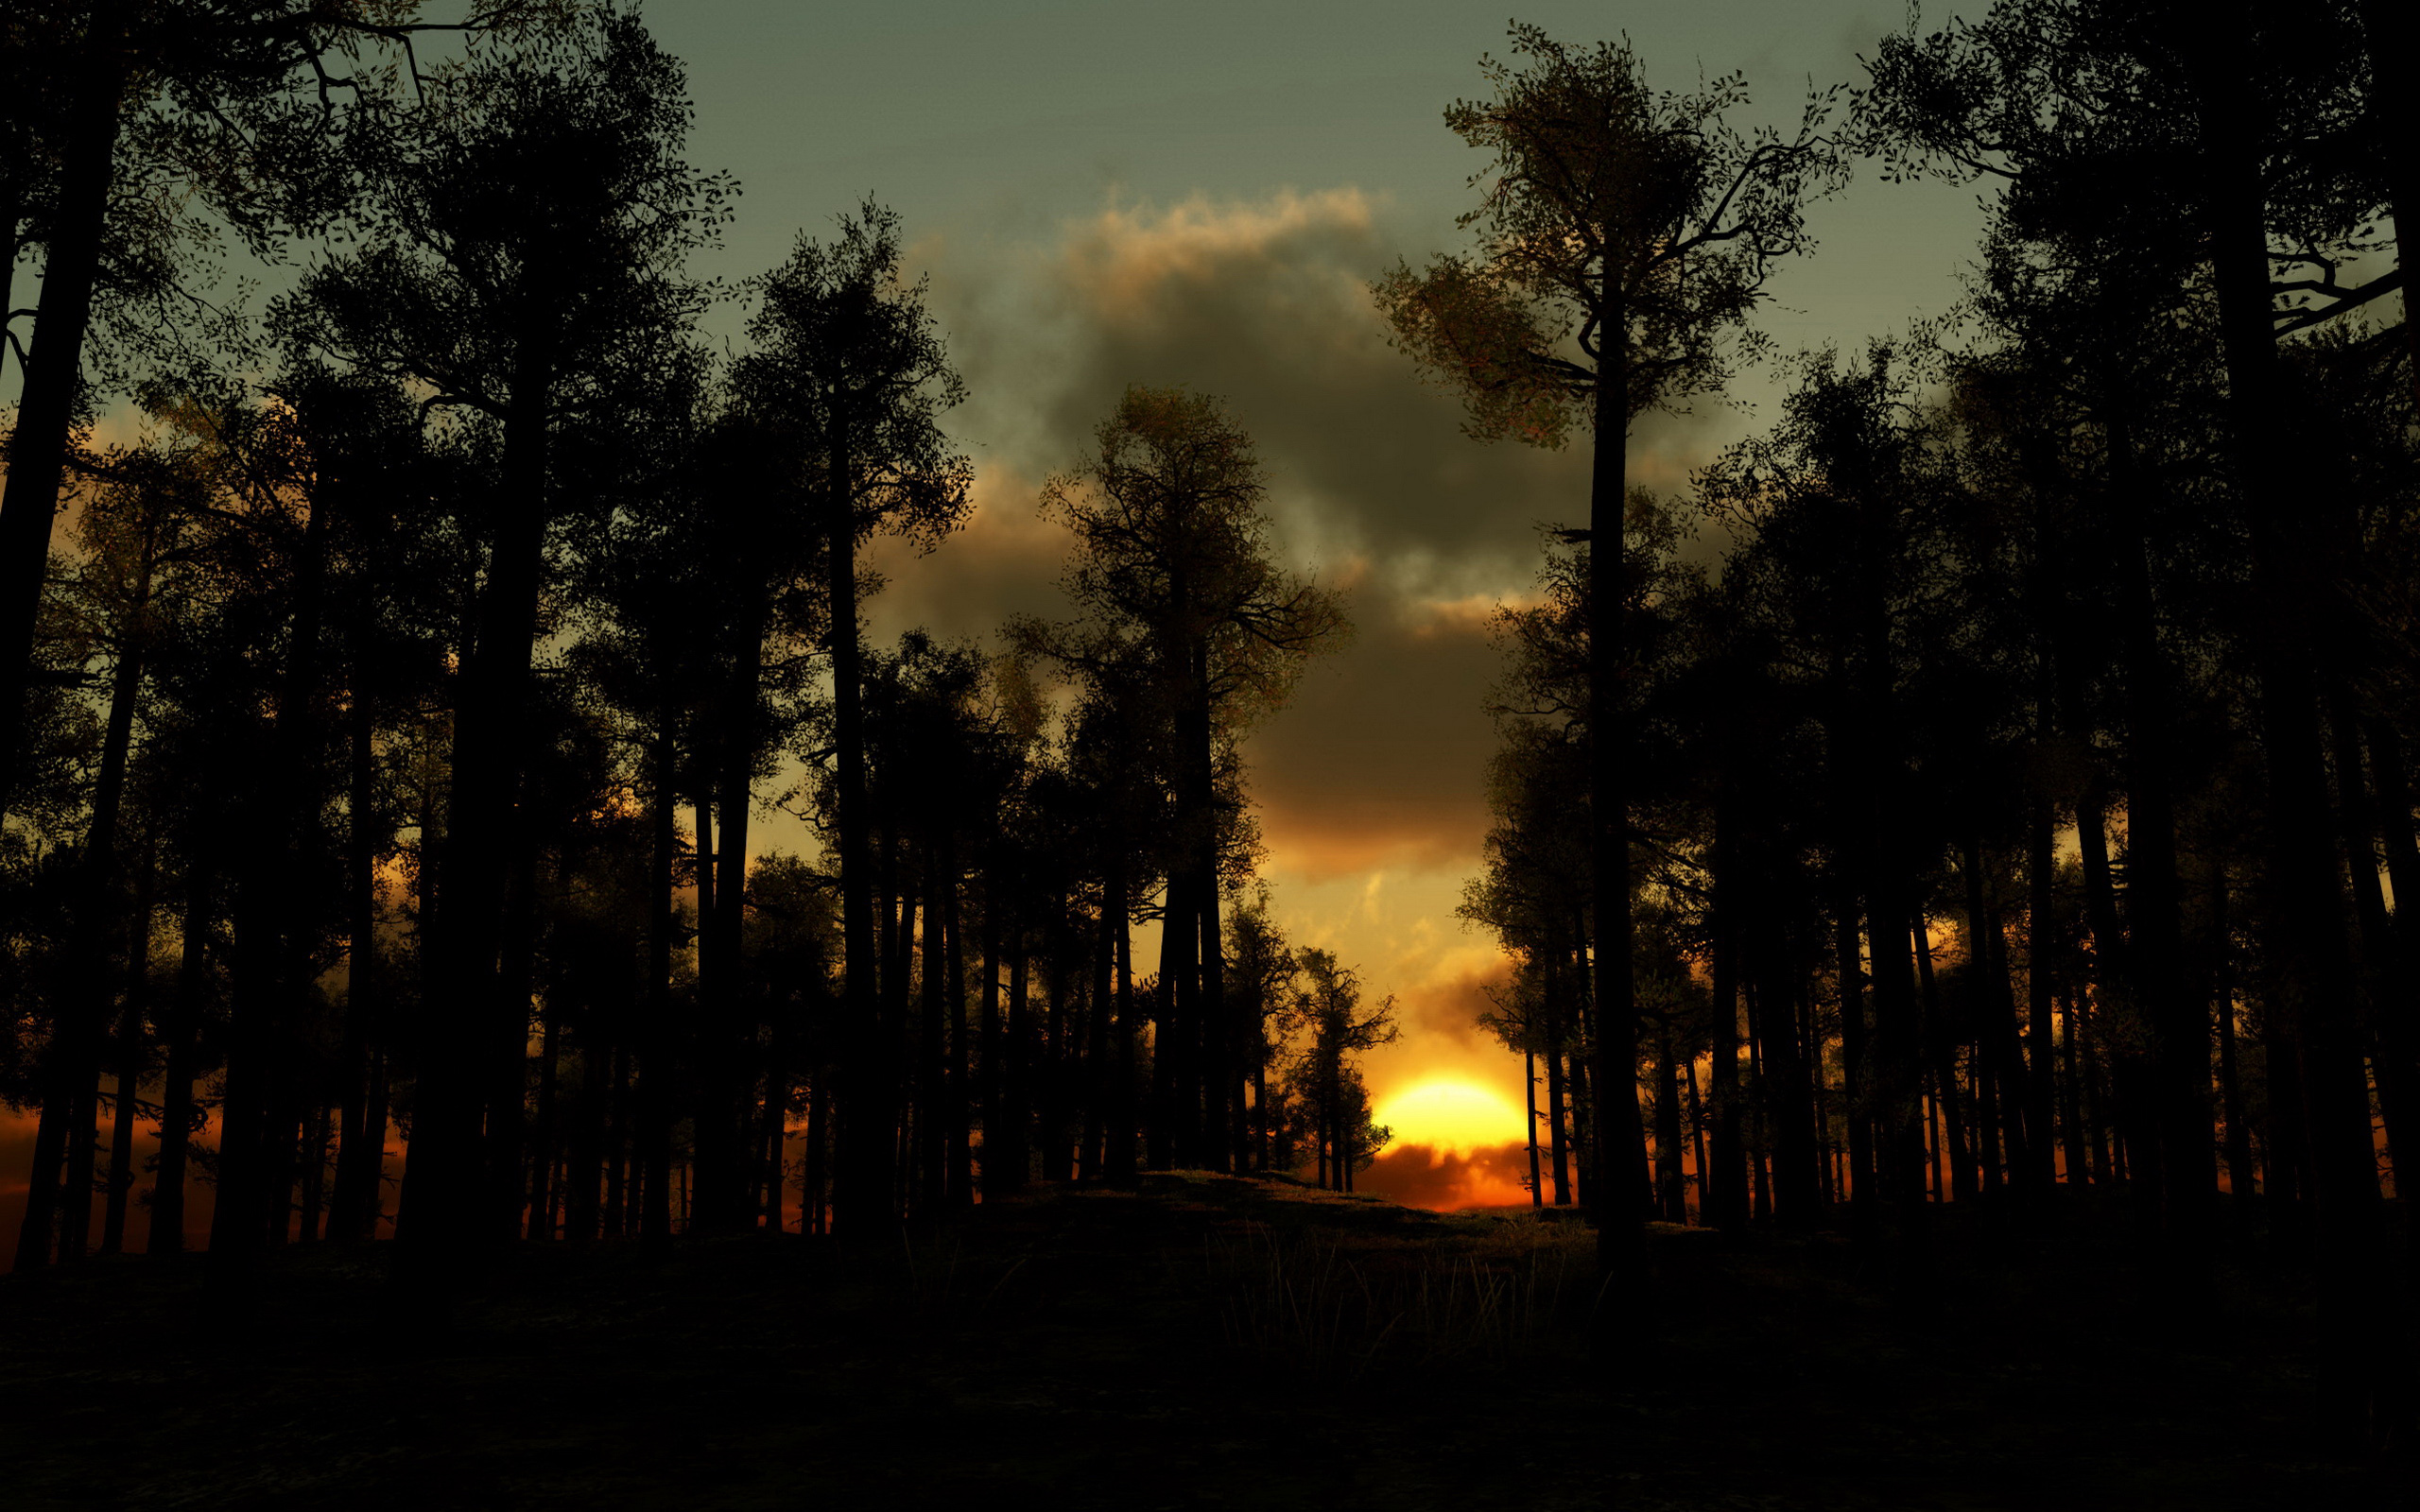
xmin=861 ymin=462 xmax=1073 ymax=644
xmin=889 ymin=188 xmax=1729 ymax=1105
xmin=1392 ymin=948 xmax=1513 ymax=1051
xmin=1249 ymin=593 xmax=1502 ymax=879
xmin=1356 ymin=1140 xmax=1535 ymax=1211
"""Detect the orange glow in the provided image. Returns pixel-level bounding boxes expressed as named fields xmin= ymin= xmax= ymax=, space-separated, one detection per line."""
xmin=1374 ymin=1077 xmax=1526 ymax=1155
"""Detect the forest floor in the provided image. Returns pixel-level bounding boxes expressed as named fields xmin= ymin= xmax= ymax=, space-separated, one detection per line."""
xmin=0 ymin=1175 xmax=2406 ymax=1511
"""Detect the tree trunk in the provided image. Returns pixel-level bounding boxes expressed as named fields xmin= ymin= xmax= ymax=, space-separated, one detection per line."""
xmin=1109 ymin=879 xmax=1139 ymax=1183
xmin=1968 ymin=833 xmax=2038 ymax=1201
xmin=978 ymin=882 xmax=1007 ymax=1197
xmin=2328 ymin=691 xmax=2413 ymax=1192
xmin=1705 ymin=797 xmax=1748 ymax=1228
xmin=1526 ymin=1044 xmax=1544 ymax=1209
xmin=99 ymin=854 xmax=155 ymax=1254
xmin=1753 ymin=888 xmax=1821 ymax=1227
xmin=1653 ymin=1018 xmax=1686 ymax=1222
xmin=1006 ymin=916 xmax=1032 ymax=1189
xmin=146 ymin=867 xmax=212 ymax=1255
xmin=2025 ymin=799 xmax=2060 ymax=1194
xmin=2110 ymin=414 xmax=2212 ymax=1279
xmin=804 ymin=1072 xmax=830 ymax=1235
xmin=1587 ymin=305 xmax=1648 ymax=1270
xmin=1914 ymin=914 xmax=1976 ymax=1201
xmin=565 ymin=1036 xmax=604 ymax=1243
xmin=917 ymin=843 xmax=947 ymax=1211
xmin=1832 ymin=885 xmax=1874 ymax=1226
xmin=700 ymin=574 xmax=768 ymax=1234
xmin=2180 ymin=10 xmax=2397 ymax=1433
xmin=1153 ymin=866 xmax=1196 ymax=1170
xmin=1199 ymin=849 xmax=1231 ymax=1173
xmin=330 ymin=692 xmax=386 ymax=1243
xmin=213 ymin=444 xmax=338 ymax=1283
xmin=486 ymin=829 xmax=541 ymax=1240
xmin=1545 ymin=967 xmax=1572 ymax=1206
xmin=2355 ymin=0 xmax=2420 ymax=419
xmin=527 ymin=1002 xmax=561 ymax=1240
xmin=2059 ymin=992 xmax=2087 ymax=1185
xmin=1080 ymin=880 xmax=1111 ymax=1180
xmin=1684 ymin=1055 xmax=1708 ymax=1224
xmin=0 ymin=11 xmax=128 ymax=816
xmin=639 ymin=730 xmax=678 ymax=1246
xmin=399 ymin=333 xmax=555 ymax=1285
xmin=2211 ymin=870 xmax=2256 ymax=1222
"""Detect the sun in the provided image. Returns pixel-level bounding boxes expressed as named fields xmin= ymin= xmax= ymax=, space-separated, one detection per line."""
xmin=1372 ymin=1077 xmax=1527 ymax=1154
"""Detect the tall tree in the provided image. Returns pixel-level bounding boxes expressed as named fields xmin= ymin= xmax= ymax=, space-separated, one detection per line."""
xmin=276 ymin=10 xmax=730 ymax=1281
xmin=739 ymin=203 xmax=972 ymax=1234
xmin=1377 ymin=24 xmax=1843 ymax=1269
xmin=1022 ymin=386 xmax=1346 ymax=1171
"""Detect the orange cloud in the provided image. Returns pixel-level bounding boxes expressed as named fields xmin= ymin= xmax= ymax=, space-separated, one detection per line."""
xmin=1357 ymin=1140 xmax=1534 ymax=1211
xmin=1063 ymin=188 xmax=1382 ymax=318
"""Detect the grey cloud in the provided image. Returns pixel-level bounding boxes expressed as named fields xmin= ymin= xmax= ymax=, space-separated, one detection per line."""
xmin=891 ymin=191 xmax=1719 ymax=876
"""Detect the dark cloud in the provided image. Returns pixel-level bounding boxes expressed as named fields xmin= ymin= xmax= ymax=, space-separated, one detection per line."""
xmin=1390 ymin=947 xmax=1511 ymax=1050
xmin=1248 ymin=595 xmax=1503 ymax=878
xmin=1356 ymin=1140 xmax=1535 ymax=1211
xmin=930 ymin=191 xmax=1717 ymax=588
xmin=910 ymin=190 xmax=1692 ymax=878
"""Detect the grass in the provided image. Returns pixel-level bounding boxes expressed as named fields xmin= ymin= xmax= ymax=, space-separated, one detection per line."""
xmin=0 ymin=1175 xmax=2404 ymax=1510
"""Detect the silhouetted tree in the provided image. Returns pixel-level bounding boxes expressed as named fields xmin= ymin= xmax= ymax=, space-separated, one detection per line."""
xmin=1379 ymin=24 xmax=1845 ymax=1268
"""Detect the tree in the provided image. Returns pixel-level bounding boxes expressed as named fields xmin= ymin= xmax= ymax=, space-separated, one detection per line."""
xmin=1377 ymin=24 xmax=1844 ymax=1268
xmin=0 ymin=1 xmax=569 ymax=822
xmin=1022 ymin=386 xmax=1346 ymax=1171
xmin=738 ymin=203 xmax=972 ymax=1233
xmin=1858 ymin=0 xmax=2406 ymax=1429
xmin=1284 ymin=948 xmax=1396 ymax=1191
xmin=275 ymin=9 xmax=730 ymax=1281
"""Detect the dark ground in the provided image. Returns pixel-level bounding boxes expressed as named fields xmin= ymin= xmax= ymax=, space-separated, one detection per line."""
xmin=0 ymin=1177 xmax=2406 ymax=1511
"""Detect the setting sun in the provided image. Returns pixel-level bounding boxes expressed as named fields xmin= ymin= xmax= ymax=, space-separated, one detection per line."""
xmin=1373 ymin=1078 xmax=1527 ymax=1155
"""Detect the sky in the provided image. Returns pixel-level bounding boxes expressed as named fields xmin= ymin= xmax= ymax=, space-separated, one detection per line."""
xmin=0 ymin=3 xmax=1990 ymax=1223
xmin=643 ymin=0 xmax=1988 ymax=1204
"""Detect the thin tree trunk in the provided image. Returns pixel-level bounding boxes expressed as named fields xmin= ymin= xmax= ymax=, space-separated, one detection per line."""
xmin=1006 ymin=916 xmax=1032 ymax=1189
xmin=1109 ymin=880 xmax=1138 ymax=1183
xmin=1545 ymin=974 xmax=1572 ymax=1206
xmin=639 ymin=731 xmax=678 ymax=1246
xmin=1706 ymin=792 xmax=1747 ymax=1228
xmin=2328 ymin=691 xmax=2413 ymax=1192
xmin=1914 ymin=913 xmax=1975 ymax=1200
xmin=1199 ymin=855 xmax=1231 ymax=1173
xmin=1526 ymin=1043 xmax=1543 ymax=1209
xmin=979 ymin=880 xmax=1005 ymax=1197
xmin=565 ymin=1037 xmax=604 ymax=1243
xmin=528 ymin=1003 xmax=562 ymax=1239
xmin=1653 ymin=1018 xmax=1686 ymax=1222
xmin=147 ymin=865 xmax=213 ymax=1255
xmin=1967 ymin=833 xmax=2037 ymax=1200
xmin=99 ymin=853 xmax=155 ymax=1254
xmin=1080 ymin=881 xmax=1112 ymax=1181
xmin=1152 ymin=866 xmax=1194 ymax=1170
xmin=825 ymin=430 xmax=887 ymax=1232
xmin=2059 ymin=992 xmax=2086 ymax=1184
xmin=330 ymin=692 xmax=385 ymax=1243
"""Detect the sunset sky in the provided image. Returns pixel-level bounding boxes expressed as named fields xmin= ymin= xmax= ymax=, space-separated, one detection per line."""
xmin=668 ymin=0 xmax=1983 ymax=1203
xmin=8 ymin=3 xmax=1992 ymax=1222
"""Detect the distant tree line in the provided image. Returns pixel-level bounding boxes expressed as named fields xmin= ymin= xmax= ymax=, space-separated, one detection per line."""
xmin=0 ymin=4 xmax=1394 ymax=1302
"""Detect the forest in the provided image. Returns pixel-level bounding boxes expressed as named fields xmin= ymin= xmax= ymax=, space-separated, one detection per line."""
xmin=2 ymin=0 xmax=2414 ymax=1502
